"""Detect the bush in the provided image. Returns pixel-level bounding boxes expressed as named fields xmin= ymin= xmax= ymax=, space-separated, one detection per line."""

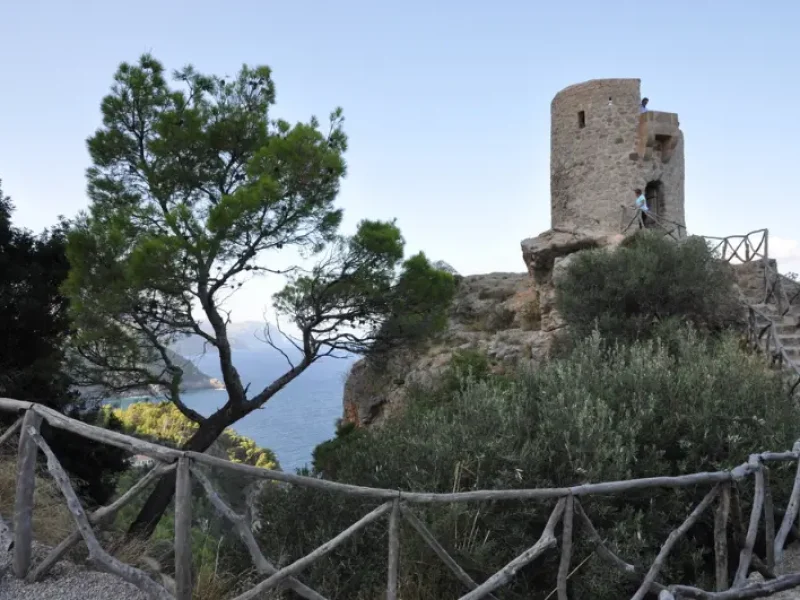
xmin=367 ymin=253 xmax=457 ymax=365
xmin=556 ymin=232 xmax=741 ymax=341
xmin=254 ymin=328 xmax=799 ymax=599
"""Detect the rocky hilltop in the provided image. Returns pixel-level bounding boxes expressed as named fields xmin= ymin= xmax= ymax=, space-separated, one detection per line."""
xmin=342 ymin=227 xmax=779 ymax=428
xmin=343 ymin=229 xmax=631 ymax=427
xmin=344 ymin=272 xmax=542 ymax=426
xmin=73 ymin=347 xmax=223 ymax=402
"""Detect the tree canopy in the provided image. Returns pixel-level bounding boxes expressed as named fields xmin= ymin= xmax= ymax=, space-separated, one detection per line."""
xmin=0 ymin=182 xmax=72 ymax=407
xmin=0 ymin=181 xmax=128 ymax=505
xmin=63 ymin=54 xmax=455 ymax=535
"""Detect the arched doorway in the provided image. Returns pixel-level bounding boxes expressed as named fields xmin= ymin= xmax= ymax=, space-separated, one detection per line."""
xmin=645 ymin=180 xmax=665 ymax=219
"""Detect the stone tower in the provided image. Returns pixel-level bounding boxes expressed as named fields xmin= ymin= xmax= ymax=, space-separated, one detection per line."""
xmin=550 ymin=78 xmax=685 ymax=234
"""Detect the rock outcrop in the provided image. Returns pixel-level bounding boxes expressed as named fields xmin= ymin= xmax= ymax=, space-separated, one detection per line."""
xmin=521 ymin=228 xmax=626 ymax=333
xmin=342 ymin=229 xmax=634 ymax=428
xmin=342 ymin=227 xmax=779 ymax=428
xmin=343 ymin=272 xmax=550 ymax=426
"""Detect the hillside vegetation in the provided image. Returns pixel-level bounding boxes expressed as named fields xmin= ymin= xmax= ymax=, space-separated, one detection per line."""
xmin=102 ymin=402 xmax=278 ymax=470
xmin=249 ymin=232 xmax=799 ymax=600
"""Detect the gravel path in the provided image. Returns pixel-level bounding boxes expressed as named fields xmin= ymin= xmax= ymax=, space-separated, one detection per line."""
xmin=0 ymin=525 xmax=145 ymax=600
xmin=2 ymin=519 xmax=800 ymax=599
xmin=747 ymin=544 xmax=800 ymax=600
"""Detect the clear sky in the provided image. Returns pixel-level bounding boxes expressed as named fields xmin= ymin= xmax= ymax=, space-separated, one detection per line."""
xmin=2 ymin=1 xmax=799 ymax=322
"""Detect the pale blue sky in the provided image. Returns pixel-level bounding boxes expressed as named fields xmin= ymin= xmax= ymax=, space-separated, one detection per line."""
xmin=2 ymin=1 xmax=799 ymax=321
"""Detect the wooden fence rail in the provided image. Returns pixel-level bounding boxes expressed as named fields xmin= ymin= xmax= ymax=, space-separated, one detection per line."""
xmin=4 ymin=397 xmax=800 ymax=600
xmin=620 ymin=205 xmax=687 ymax=241
xmin=703 ymin=230 xmax=769 ymax=265
xmin=747 ymin=306 xmax=800 ymax=396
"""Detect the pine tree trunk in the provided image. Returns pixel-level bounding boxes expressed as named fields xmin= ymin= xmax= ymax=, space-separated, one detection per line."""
xmin=126 ymin=416 xmax=228 ymax=539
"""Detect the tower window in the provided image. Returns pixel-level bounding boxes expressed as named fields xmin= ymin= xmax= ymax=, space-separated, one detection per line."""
xmin=578 ymin=111 xmax=586 ymax=129
xmin=645 ymin=180 xmax=665 ymax=217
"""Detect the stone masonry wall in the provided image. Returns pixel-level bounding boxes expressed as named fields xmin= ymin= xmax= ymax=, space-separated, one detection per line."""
xmin=550 ymin=78 xmax=685 ymax=235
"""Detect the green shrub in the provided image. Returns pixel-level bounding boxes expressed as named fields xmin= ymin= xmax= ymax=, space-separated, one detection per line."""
xmin=367 ymin=253 xmax=458 ymax=365
xmin=255 ymin=328 xmax=798 ymax=599
xmin=312 ymin=419 xmax=365 ymax=478
xmin=556 ymin=232 xmax=741 ymax=341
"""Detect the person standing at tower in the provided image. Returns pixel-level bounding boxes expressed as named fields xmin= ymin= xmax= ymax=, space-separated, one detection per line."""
xmin=634 ymin=188 xmax=650 ymax=228
xmin=640 ymin=98 xmax=649 ymax=113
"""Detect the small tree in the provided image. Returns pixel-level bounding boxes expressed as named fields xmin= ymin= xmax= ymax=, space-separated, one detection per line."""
xmin=0 ymin=183 xmax=72 ymax=407
xmin=555 ymin=232 xmax=741 ymax=341
xmin=64 ymin=55 xmax=455 ymax=536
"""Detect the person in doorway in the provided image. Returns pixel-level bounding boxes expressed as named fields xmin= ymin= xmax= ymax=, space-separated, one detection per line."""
xmin=640 ymin=98 xmax=649 ymax=113
xmin=634 ymin=188 xmax=650 ymax=228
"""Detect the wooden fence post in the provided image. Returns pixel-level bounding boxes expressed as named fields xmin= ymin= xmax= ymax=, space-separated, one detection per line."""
xmin=387 ymin=499 xmax=400 ymax=600
xmin=14 ymin=408 xmax=42 ymax=579
xmin=175 ymin=456 xmax=193 ymax=600
xmin=764 ymin=467 xmax=776 ymax=571
xmin=557 ymin=495 xmax=574 ymax=600
xmin=714 ymin=482 xmax=730 ymax=591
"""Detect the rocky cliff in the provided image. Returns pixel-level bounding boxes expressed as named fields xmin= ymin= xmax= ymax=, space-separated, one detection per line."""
xmin=343 ymin=226 xmax=788 ymax=429
xmin=343 ymin=230 xmax=628 ymax=426
xmin=344 ymin=272 xmax=549 ymax=426
xmin=342 ymin=229 xmax=645 ymax=427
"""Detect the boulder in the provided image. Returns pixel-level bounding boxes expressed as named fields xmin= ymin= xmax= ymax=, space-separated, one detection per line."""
xmin=521 ymin=228 xmax=623 ymax=284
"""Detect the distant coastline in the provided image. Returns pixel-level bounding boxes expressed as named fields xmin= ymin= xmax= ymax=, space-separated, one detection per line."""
xmin=76 ymin=370 xmax=224 ymax=406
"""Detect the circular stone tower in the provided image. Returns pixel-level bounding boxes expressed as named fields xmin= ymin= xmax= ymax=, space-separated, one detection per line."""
xmin=550 ymin=78 xmax=685 ymax=234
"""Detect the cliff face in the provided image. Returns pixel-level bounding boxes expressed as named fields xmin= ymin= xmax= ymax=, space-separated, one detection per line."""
xmin=343 ymin=228 xmax=780 ymax=429
xmin=164 ymin=349 xmax=224 ymax=392
xmin=342 ymin=230 xmax=628 ymax=427
xmin=343 ymin=272 xmax=553 ymax=427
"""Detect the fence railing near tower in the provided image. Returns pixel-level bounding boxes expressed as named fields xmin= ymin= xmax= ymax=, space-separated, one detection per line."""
xmin=703 ymin=229 xmax=769 ymax=264
xmin=6 ymin=397 xmax=800 ymax=599
xmin=747 ymin=305 xmax=800 ymax=397
xmin=619 ymin=213 xmax=800 ymax=400
xmin=619 ymin=205 xmax=686 ymax=241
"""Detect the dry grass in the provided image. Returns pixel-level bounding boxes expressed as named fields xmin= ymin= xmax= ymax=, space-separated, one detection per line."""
xmin=104 ymin=521 xmax=255 ymax=600
xmin=517 ymin=289 xmax=542 ymax=331
xmin=0 ymin=450 xmax=74 ymax=547
xmin=0 ymin=435 xmax=256 ymax=599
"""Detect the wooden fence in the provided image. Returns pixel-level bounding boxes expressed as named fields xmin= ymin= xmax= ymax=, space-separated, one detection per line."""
xmin=747 ymin=305 xmax=800 ymax=397
xmin=621 ymin=213 xmax=800 ymax=322
xmin=4 ymin=398 xmax=800 ymax=599
xmin=619 ymin=206 xmax=687 ymax=241
xmin=620 ymin=207 xmax=769 ymax=269
xmin=704 ymin=229 xmax=769 ymax=265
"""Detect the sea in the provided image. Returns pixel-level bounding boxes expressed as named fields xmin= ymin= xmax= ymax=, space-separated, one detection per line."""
xmin=108 ymin=349 xmax=357 ymax=473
